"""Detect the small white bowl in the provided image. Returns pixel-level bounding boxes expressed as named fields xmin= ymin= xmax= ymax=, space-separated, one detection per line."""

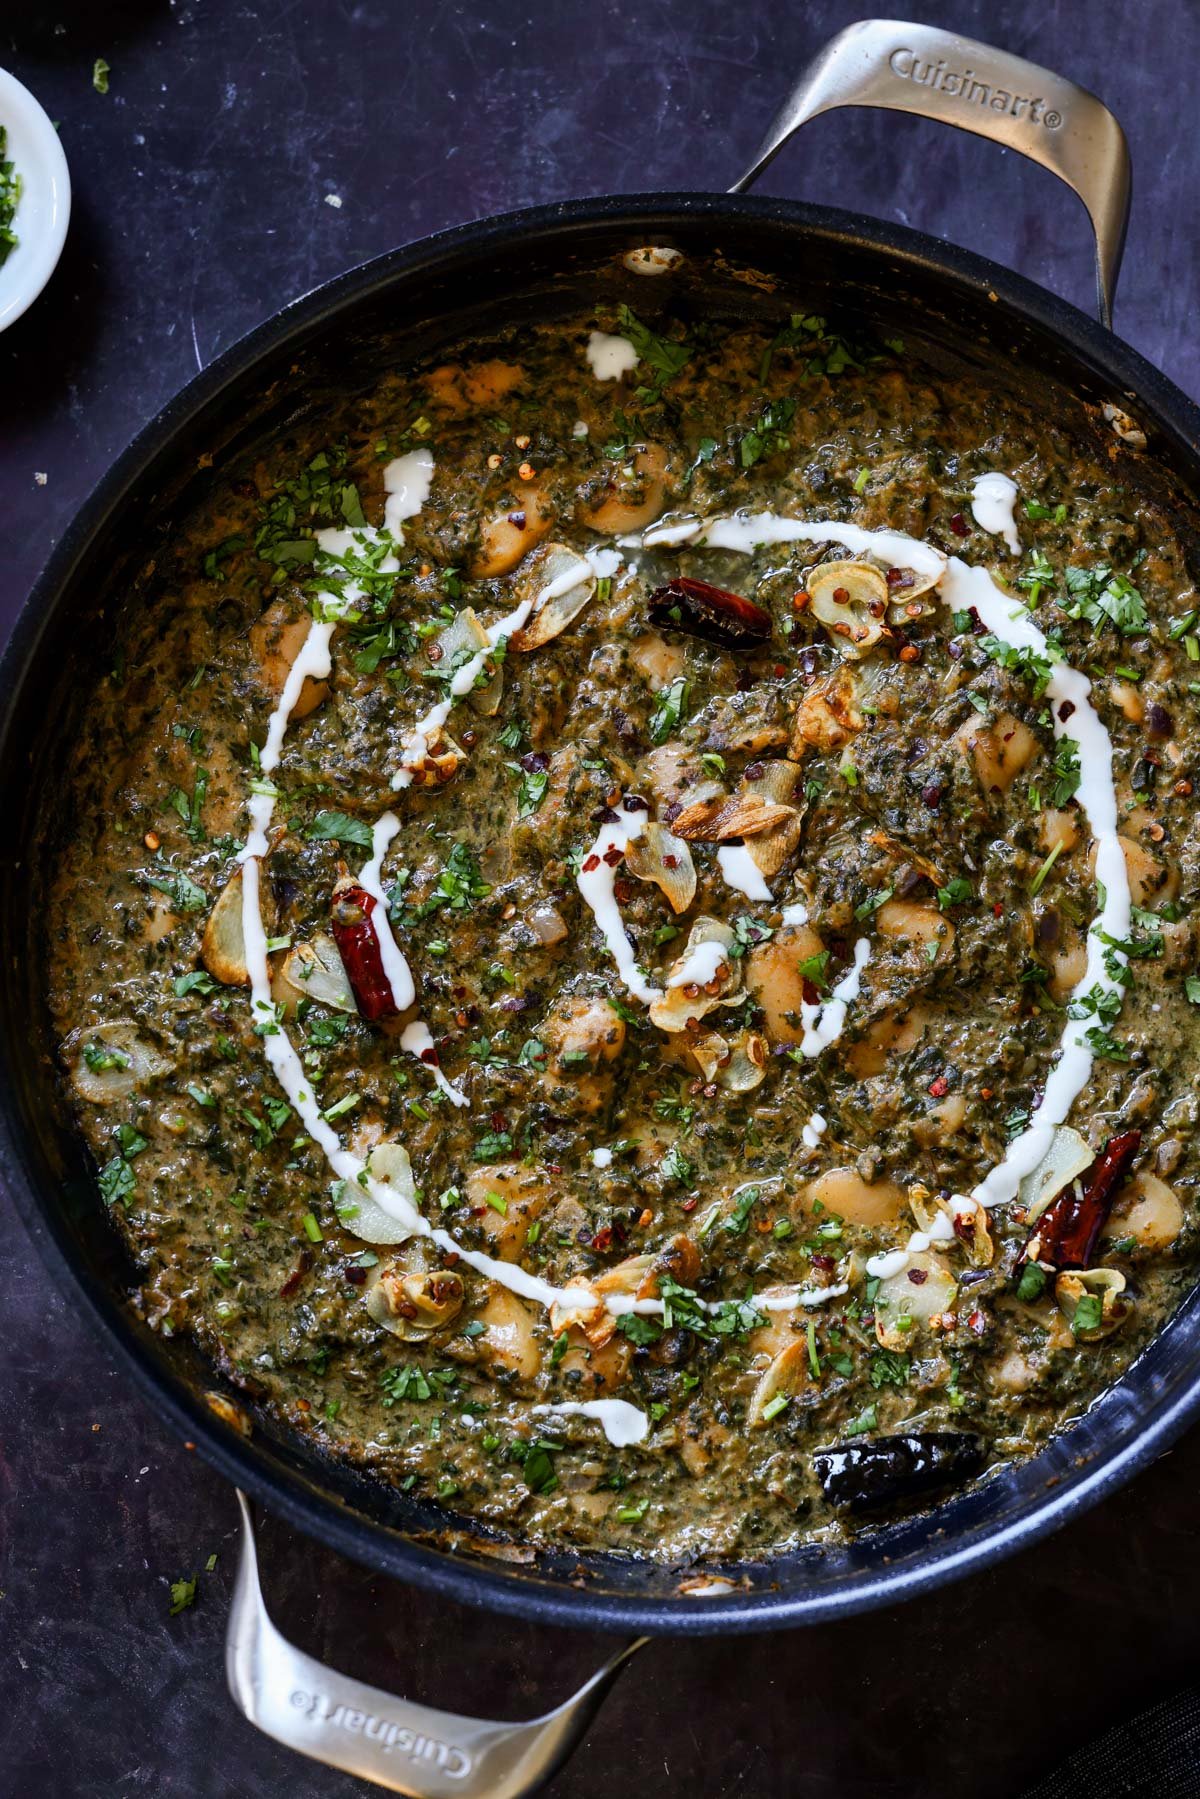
xmin=0 ymin=66 xmax=71 ymax=332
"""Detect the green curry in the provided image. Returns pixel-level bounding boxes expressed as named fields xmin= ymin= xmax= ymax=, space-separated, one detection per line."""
xmin=48 ymin=296 xmax=1200 ymax=1561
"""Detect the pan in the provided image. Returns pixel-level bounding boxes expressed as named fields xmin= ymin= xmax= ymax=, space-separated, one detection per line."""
xmin=3 ymin=21 xmax=1199 ymax=1794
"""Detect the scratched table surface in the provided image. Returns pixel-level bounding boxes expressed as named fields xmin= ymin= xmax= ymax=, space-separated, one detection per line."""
xmin=3 ymin=2 xmax=1200 ymax=1794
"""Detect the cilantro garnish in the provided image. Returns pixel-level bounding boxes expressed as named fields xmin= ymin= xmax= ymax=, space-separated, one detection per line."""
xmin=305 ymin=809 xmax=374 ymax=850
xmin=648 ymin=676 xmax=689 ymax=745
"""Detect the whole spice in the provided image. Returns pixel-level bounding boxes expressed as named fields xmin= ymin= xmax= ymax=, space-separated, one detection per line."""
xmin=1022 ymin=1130 xmax=1142 ymax=1269
xmin=330 ymin=878 xmax=400 ymax=1022
xmin=648 ymin=577 xmax=772 ymax=650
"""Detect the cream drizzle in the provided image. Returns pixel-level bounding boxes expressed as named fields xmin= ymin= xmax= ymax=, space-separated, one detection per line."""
xmin=761 ymin=1281 xmax=849 ymax=1310
xmin=939 ymin=557 xmax=1132 ymax=1209
xmin=576 ymin=800 xmax=662 ymax=1003
xmin=802 ymin=1112 xmax=828 ymax=1150
xmin=235 ymin=491 xmax=1135 ymax=1358
xmin=667 ymin=938 xmax=731 ymax=989
xmin=356 ymin=812 xmax=415 ymax=1012
xmin=532 ymin=1398 xmax=649 ymax=1447
xmin=398 ymin=1019 xmax=468 ymax=1109
xmin=716 ymin=843 xmax=773 ymax=902
xmin=696 ymin=510 xmax=948 ymax=578
xmin=585 ymin=330 xmax=638 ymax=381
xmin=970 ymin=471 xmax=1021 ymax=555
xmin=388 ymin=557 xmax=595 ymax=791
xmin=798 ymin=939 xmax=871 ymax=1057
xmin=383 ymin=448 xmax=435 ymax=537
xmin=647 ymin=506 xmax=1133 ymax=1208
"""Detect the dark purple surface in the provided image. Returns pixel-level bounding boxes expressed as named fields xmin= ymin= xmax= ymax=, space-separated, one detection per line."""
xmin=2 ymin=3 xmax=1200 ymax=1794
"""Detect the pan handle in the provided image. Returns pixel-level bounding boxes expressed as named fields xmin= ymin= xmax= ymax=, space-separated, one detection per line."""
xmin=225 ymin=1491 xmax=646 ymax=1797
xmin=730 ymin=18 xmax=1131 ymax=329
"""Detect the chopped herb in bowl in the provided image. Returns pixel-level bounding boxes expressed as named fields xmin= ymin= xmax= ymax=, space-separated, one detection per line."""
xmin=0 ymin=126 xmax=21 ymax=266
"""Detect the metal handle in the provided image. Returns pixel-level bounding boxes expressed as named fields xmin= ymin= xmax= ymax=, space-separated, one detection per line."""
xmin=731 ymin=18 xmax=1131 ymax=328
xmin=225 ymin=1492 xmax=646 ymax=1797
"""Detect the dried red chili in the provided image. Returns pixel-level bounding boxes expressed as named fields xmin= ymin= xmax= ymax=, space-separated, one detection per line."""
xmin=1022 ymin=1130 xmax=1141 ymax=1270
xmin=648 ymin=577 xmax=772 ymax=650
xmin=330 ymin=877 xmax=400 ymax=1022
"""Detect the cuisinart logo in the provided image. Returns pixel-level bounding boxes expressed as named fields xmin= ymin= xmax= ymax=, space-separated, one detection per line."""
xmin=889 ymin=46 xmax=1064 ymax=128
xmin=289 ymin=1688 xmax=472 ymax=1778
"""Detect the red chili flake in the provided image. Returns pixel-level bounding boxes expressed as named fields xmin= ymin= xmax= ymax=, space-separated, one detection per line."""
xmin=602 ymin=845 xmax=623 ymax=866
xmin=420 ymin=1045 xmax=439 ymax=1065
xmin=993 ymin=901 xmax=1004 ymax=918
xmin=581 ymin=853 xmax=601 ymax=873
xmin=545 ymin=1162 xmax=562 ymax=1176
xmin=810 ymin=1253 xmax=836 ymax=1273
xmin=591 ymin=1225 xmax=614 ymax=1253
xmin=1058 ymin=700 xmax=1076 ymax=723
xmin=981 ymin=1087 xmax=994 ymax=1100
xmin=921 ymin=782 xmax=943 ymax=810
xmin=663 ymin=853 xmax=679 ymax=869
xmin=279 ymin=1252 xmax=313 ymax=1299
xmin=680 ymin=1196 xmax=698 ymax=1213
xmin=927 ymin=1075 xmax=949 ymax=1098
xmin=613 ymin=878 xmax=634 ymax=902
xmin=950 ymin=512 xmax=969 ymax=537
xmin=967 ymin=1309 xmax=987 ymax=1336
xmin=344 ymin=1265 xmax=369 ymax=1287
xmin=908 ymin=1268 xmax=929 ymax=1285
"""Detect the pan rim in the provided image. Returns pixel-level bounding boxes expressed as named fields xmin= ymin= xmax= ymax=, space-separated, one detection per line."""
xmin=4 ymin=189 xmax=1200 ymax=1636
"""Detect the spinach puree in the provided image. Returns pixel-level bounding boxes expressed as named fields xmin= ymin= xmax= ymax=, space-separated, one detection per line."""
xmin=48 ymin=299 xmax=1200 ymax=1562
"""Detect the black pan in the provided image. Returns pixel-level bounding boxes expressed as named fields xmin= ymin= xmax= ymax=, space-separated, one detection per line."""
xmin=4 ymin=22 xmax=1200 ymax=1664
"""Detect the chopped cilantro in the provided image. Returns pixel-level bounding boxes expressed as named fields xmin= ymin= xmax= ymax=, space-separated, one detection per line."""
xmin=147 ymin=867 xmax=207 ymax=913
xmin=0 ymin=128 xmax=22 ymax=266
xmin=472 ymin=1130 xmax=513 ymax=1163
xmin=305 ymin=809 xmax=373 ymax=850
xmin=415 ymin=842 xmax=491 ymax=917
xmin=1049 ymin=738 xmax=1081 ymax=807
xmin=380 ymin=1364 xmax=458 ymax=1404
xmin=174 ymin=970 xmax=217 ymax=999
xmin=868 ymin=1350 xmax=910 ymax=1389
xmin=738 ymin=396 xmax=797 ymax=469
xmin=1071 ymin=1294 xmax=1104 ymax=1336
xmin=658 ymin=1143 xmax=694 ymax=1186
xmin=936 ymin=878 xmax=974 ymax=910
xmin=168 ymin=1576 xmax=196 ymax=1616
xmin=1062 ymin=563 xmax=1148 ymax=635
xmin=649 ymin=676 xmax=689 ymax=745
xmin=614 ymin=303 xmax=691 ymax=388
